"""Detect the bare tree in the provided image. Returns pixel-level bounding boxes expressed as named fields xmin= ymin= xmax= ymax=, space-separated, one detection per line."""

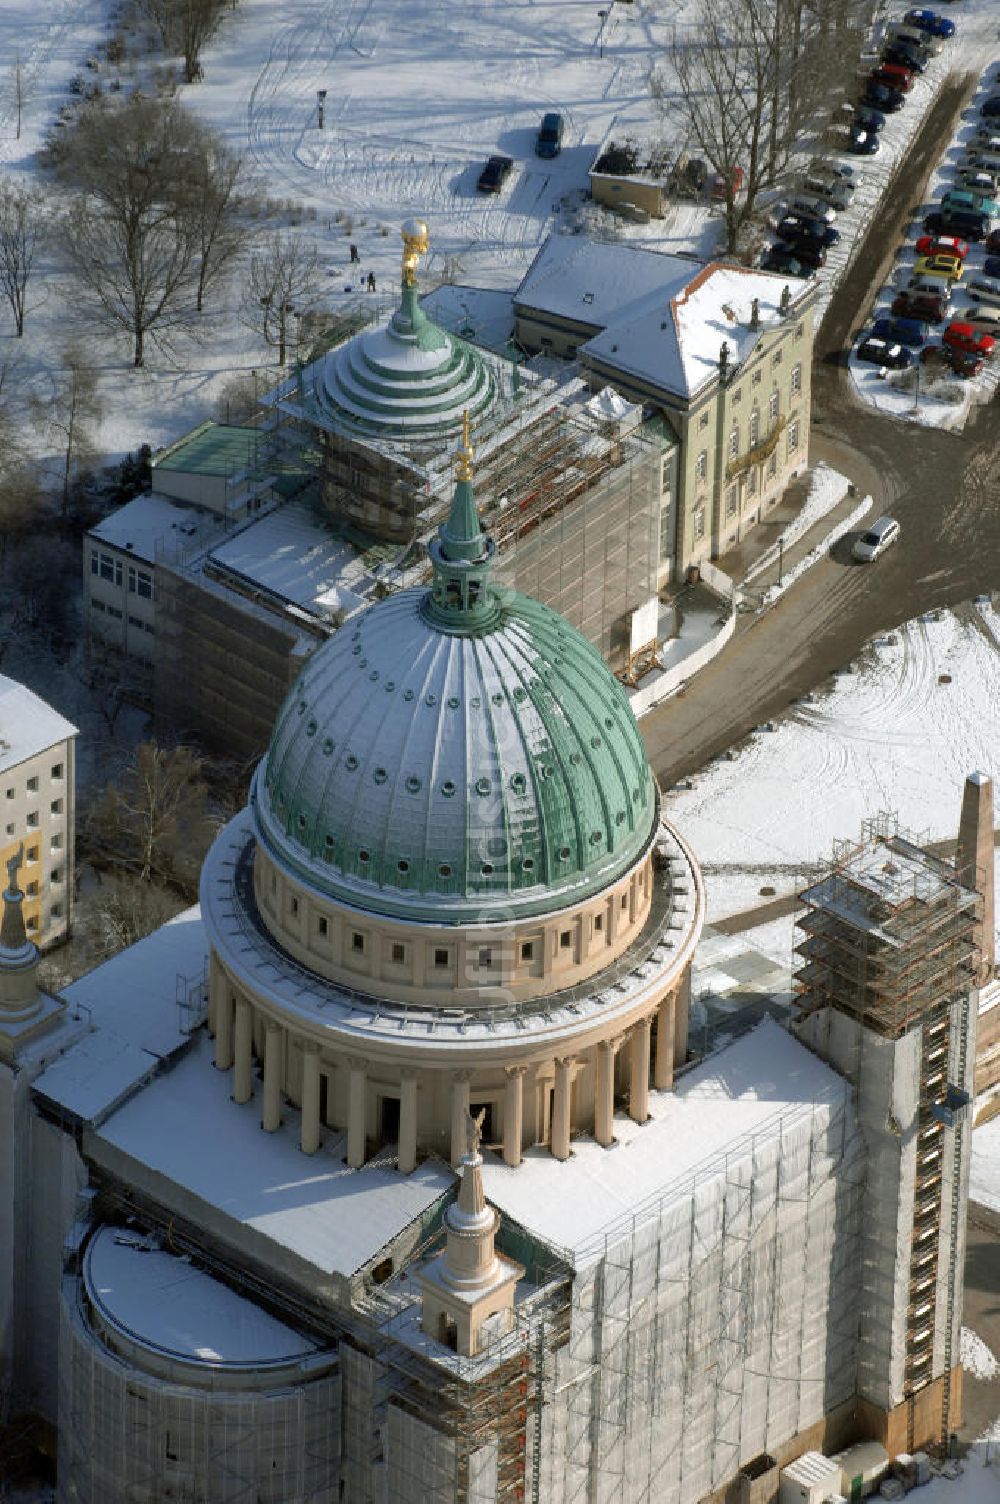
xmin=0 ymin=179 xmax=43 ymax=336
xmin=655 ymin=0 xmax=870 ymax=252
xmin=245 ymin=230 xmax=321 ymax=365
xmin=83 ymin=739 xmax=215 ymax=894
xmin=8 ymin=54 xmax=29 ymax=141
xmin=184 ymin=142 xmax=248 ymax=313
xmin=29 ymin=345 xmax=104 ymax=515
xmin=84 ymin=873 xmax=183 ymax=961
xmin=143 ymin=0 xmax=227 ymax=84
xmin=56 ymin=95 xmax=208 ymax=366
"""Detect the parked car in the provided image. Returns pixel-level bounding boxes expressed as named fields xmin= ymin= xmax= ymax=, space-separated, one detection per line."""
xmin=871 ymin=315 xmax=931 ymax=346
xmin=986 ymin=228 xmax=1000 ymax=255
xmin=981 ymin=95 xmax=1000 ymax=119
xmin=477 ymin=155 xmax=514 ymax=193
xmin=871 ymin=64 xmax=914 ymax=93
xmin=906 ymin=273 xmax=952 ymax=298
xmin=943 ymin=320 xmax=996 ymax=356
xmin=913 ymin=252 xmax=963 ymax=280
xmin=710 ymin=165 xmax=744 ymax=199
xmin=807 ymin=157 xmax=855 ymax=182
xmin=941 ymin=187 xmax=998 ymax=217
xmin=776 ymin=213 xmax=840 ymax=247
xmin=848 ymin=126 xmax=880 ymax=155
xmin=919 ymin=342 xmax=953 ymax=370
xmin=788 ymin=193 xmax=836 ymax=223
xmin=862 ymin=82 xmax=905 ymax=112
xmin=771 ymin=237 xmax=826 ymax=269
xmin=882 ymin=45 xmax=928 ymax=75
xmin=903 ymin=9 xmax=956 ymax=38
xmin=856 ymin=336 xmax=913 ymax=369
xmin=887 ymin=22 xmax=943 ymax=53
xmin=535 ymin=113 xmax=564 ymax=158
xmin=801 ymin=174 xmax=854 ymax=210
xmin=892 ymin=290 xmax=952 ymax=321
xmin=914 ymin=234 xmax=968 ymax=258
xmin=853 ymin=516 xmax=901 ymax=563
xmin=964 ymin=275 xmax=1000 ymax=300
xmin=958 ymin=167 xmax=1000 ymax=195
xmin=983 ymin=256 xmax=1000 ymax=277
xmin=964 ymin=147 xmax=1000 ymax=172
xmin=922 ymin=209 xmax=987 ymax=241
xmin=965 ymin=305 xmax=1000 ymax=332
xmin=854 ymin=105 xmax=887 ymax=131
xmin=972 ymin=126 xmax=1000 ymax=149
xmin=947 ymin=348 xmax=985 ymax=377
xmin=760 ymin=246 xmax=810 ymax=276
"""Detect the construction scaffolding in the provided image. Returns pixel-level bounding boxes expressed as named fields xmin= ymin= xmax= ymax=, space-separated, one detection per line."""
xmin=791 ymin=816 xmax=980 ymax=1454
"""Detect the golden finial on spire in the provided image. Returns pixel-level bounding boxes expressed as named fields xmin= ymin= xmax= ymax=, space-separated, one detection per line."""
xmin=455 ymin=409 xmax=474 ymax=482
xmin=400 ymin=217 xmax=429 ymax=288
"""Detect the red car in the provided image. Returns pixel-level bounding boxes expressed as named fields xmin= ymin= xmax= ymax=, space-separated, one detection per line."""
xmin=942 ymin=321 xmax=995 ymax=357
xmin=914 ymin=234 xmax=969 ymax=260
xmin=891 ymin=291 xmax=950 ymax=323
xmin=871 ymin=64 xmax=914 ymax=93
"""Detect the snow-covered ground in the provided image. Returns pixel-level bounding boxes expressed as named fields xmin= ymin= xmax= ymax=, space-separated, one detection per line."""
xmin=971 ymin=1110 xmax=1000 ymax=1214
xmin=667 ymin=600 xmax=1000 ymax=927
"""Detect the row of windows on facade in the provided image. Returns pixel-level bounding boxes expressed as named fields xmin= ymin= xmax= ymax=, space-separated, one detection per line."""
xmin=90 ymin=550 xmax=155 ymax=600
xmin=280 ymin=884 xmax=631 ymax=967
xmin=695 ymin=382 xmax=800 ymax=482
xmin=90 ymin=600 xmax=155 ymax=633
xmin=691 ymin=422 xmax=800 ymax=539
xmin=697 ymin=341 xmax=804 ymax=437
xmin=7 ymin=764 xmax=64 ymax=796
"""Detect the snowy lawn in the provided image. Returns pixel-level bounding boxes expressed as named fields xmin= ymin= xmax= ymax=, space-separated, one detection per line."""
xmin=971 ymin=1110 xmax=1000 ymax=1215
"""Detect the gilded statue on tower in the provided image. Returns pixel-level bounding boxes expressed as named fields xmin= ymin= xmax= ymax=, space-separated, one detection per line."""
xmin=400 ymin=217 xmax=429 ymax=287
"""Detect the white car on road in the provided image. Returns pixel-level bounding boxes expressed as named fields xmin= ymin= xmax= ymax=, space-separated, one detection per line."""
xmin=853 ymin=516 xmax=901 ymax=562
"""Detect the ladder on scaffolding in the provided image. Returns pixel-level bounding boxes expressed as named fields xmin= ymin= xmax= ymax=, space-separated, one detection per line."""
xmin=939 ymin=998 xmax=971 ymax=1452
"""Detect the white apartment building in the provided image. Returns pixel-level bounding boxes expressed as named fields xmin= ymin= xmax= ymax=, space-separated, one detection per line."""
xmin=0 ymin=675 xmax=77 ymax=947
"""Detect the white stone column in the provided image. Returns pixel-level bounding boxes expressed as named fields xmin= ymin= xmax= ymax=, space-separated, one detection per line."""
xmin=214 ymin=985 xmax=234 ymax=1072
xmin=674 ymin=969 xmax=691 ymax=1068
xmin=595 ymin=1039 xmax=617 ymax=1147
xmin=630 ymin=1015 xmax=651 ymax=1125
xmin=503 ymin=1066 xmax=526 ymax=1168
xmin=300 ymin=1043 xmax=321 ymax=1155
xmin=262 ymin=1022 xmax=283 ymax=1132
xmin=347 ymin=1057 xmax=367 ymax=1169
xmin=551 ymin=1058 xmax=573 ymax=1161
xmin=399 ymin=1070 xmax=418 ymax=1175
xmin=450 ymin=1070 xmax=473 ymax=1167
xmin=654 ymin=990 xmax=677 ymax=1091
xmin=232 ymin=996 xmax=253 ymax=1104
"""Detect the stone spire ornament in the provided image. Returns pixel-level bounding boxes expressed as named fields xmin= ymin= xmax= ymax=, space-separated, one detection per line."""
xmin=424 ymin=410 xmax=501 ymax=631
xmin=417 ymin=1111 xmax=524 ymax=1357
xmin=0 ymin=845 xmax=41 ymax=1019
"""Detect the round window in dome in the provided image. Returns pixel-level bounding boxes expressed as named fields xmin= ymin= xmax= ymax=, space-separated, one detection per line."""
xmin=359 ymin=848 xmax=371 ymax=864
xmin=441 ymin=780 xmax=456 ymax=798
xmin=492 ymin=693 xmax=504 ymax=707
xmin=322 ymin=739 xmax=335 ymax=755
xmin=522 ymin=856 xmax=534 ymax=872
xmin=369 ymin=670 xmax=379 ymax=683
xmin=510 ymin=773 xmax=527 ymax=795
xmin=481 ymin=862 xmax=494 ymax=876
xmin=385 ymin=680 xmax=395 ymax=692
xmin=447 ymin=696 xmax=460 ymax=710
xmin=373 ymin=768 xmax=387 ymax=785
xmin=476 ymin=777 xmax=491 ymax=797
xmin=403 ymin=689 xmax=415 ymax=702
xmin=297 ymin=813 xmax=306 ymax=831
xmin=298 ymin=699 xmax=307 ymax=713
xmin=306 ymin=719 xmax=317 ymax=737
xmin=406 ymin=775 xmax=422 ymax=794
xmin=558 ymin=846 xmax=571 ymax=860
xmin=425 ymin=693 xmax=437 ymax=707
xmin=345 ymin=755 xmax=359 ymax=772
xmin=590 ymin=830 xmax=603 ymax=845
xmin=398 ymin=859 xmax=410 ymax=874
xmin=616 ymin=811 xmax=626 ymax=825
xmin=591 ymin=735 xmax=602 ymax=749
xmin=438 ymin=863 xmax=452 ymax=879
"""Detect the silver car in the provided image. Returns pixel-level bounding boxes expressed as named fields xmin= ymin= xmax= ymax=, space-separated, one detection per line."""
xmin=853 ymin=516 xmax=900 ymax=563
xmin=788 ymin=193 xmax=837 ymax=224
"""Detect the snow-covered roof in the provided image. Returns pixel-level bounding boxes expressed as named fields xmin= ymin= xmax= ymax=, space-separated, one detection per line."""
xmin=514 ymin=236 xmax=696 ymax=329
xmin=583 ymin=263 xmax=813 ymax=400
xmin=480 ymin=1017 xmax=850 ymax=1267
xmin=419 ymin=285 xmax=516 ymax=356
xmin=33 ymin=907 xmax=207 ymax=1125
xmin=89 ymin=492 xmax=216 ymax=565
xmin=85 ymin=1225 xmax=323 ymax=1367
xmin=206 ymin=499 xmax=369 ymax=620
xmin=91 ymin=1033 xmax=454 ymax=1280
xmin=0 ymin=674 xmax=77 ymax=774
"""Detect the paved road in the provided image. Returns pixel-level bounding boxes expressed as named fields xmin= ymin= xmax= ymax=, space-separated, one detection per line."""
xmin=642 ymin=74 xmax=1000 ymax=787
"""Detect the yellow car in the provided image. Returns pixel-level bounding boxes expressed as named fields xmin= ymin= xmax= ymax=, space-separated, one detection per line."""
xmin=913 ymin=253 xmax=964 ymax=281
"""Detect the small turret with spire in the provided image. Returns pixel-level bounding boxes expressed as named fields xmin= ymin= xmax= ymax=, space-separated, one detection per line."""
xmin=0 ymin=846 xmax=41 ymax=1020
xmin=417 ymin=1109 xmax=524 ymax=1357
xmin=424 ymin=411 xmax=501 ymax=632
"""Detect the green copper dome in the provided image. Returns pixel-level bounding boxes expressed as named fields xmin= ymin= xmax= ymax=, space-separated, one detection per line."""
xmin=253 ymin=448 xmax=658 ymax=923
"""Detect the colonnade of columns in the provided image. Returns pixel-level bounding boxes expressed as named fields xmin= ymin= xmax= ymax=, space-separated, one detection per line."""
xmin=212 ymin=979 xmax=684 ymax=1171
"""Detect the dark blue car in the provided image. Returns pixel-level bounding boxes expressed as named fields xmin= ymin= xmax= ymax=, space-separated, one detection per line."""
xmin=985 ymin=256 xmax=1000 ymax=278
xmin=872 ymin=316 xmax=930 ymax=347
xmin=854 ymin=105 xmax=886 ymax=131
xmin=903 ymin=9 xmax=956 ymax=39
xmin=776 ymin=214 xmax=840 ymax=248
xmin=848 ymin=126 xmax=880 ymax=156
xmin=535 ymin=113 xmax=564 ymax=158
xmin=863 ymin=83 xmax=905 ymax=113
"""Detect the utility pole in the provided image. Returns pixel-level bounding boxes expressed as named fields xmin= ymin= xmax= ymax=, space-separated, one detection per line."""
xmin=317 ymin=89 xmax=327 ymax=130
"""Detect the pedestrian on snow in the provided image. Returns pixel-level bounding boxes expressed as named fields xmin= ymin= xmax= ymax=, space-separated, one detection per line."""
xmin=368 ymin=271 xmax=376 ymax=292
xmin=350 ymin=243 xmax=359 ymax=263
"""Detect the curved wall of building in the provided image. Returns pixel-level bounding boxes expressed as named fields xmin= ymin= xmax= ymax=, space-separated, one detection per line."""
xmin=58 ymin=1231 xmax=341 ymax=1504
